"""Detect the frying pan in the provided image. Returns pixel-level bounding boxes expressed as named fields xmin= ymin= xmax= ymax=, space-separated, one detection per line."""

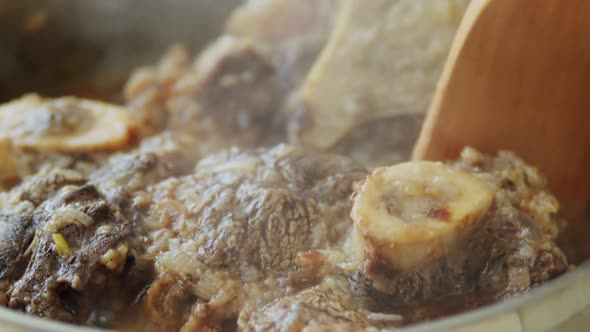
xmin=0 ymin=1 xmax=588 ymax=331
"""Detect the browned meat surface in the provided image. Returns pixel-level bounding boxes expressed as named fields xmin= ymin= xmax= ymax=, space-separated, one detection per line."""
xmin=125 ymin=36 xmax=287 ymax=158
xmin=142 ymin=144 xmax=366 ymax=330
xmin=0 ymin=129 xmax=197 ymax=327
xmin=0 ymin=169 xmax=131 ymax=323
xmin=0 ymin=214 xmax=36 ymax=304
xmin=87 ymin=132 xmax=200 ymax=289
xmin=89 ymin=132 xmax=197 ymax=204
xmin=167 ymin=36 xmax=286 ymax=151
xmin=124 ymin=46 xmax=191 ymax=138
xmin=245 ymin=278 xmax=372 ymax=331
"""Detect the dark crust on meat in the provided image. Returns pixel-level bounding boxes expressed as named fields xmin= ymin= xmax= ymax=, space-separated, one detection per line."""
xmin=1 ymin=169 xmax=88 ymax=300
xmin=143 ymin=144 xmax=367 ymax=330
xmin=148 ymin=144 xmax=366 ymax=274
xmin=15 ymin=169 xmax=86 ymax=206
xmin=0 ymin=214 xmax=35 ymax=282
xmin=7 ymin=184 xmax=131 ymax=321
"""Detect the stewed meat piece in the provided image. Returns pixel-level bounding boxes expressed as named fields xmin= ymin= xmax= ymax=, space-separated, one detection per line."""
xmin=89 ymin=132 xmax=197 ymax=206
xmin=125 ymin=36 xmax=287 ymax=157
xmin=245 ymin=277 xmax=372 ymax=331
xmin=0 ymin=130 xmax=197 ymax=326
xmin=0 ymin=168 xmax=131 ymax=323
xmin=142 ymin=144 xmax=366 ymax=331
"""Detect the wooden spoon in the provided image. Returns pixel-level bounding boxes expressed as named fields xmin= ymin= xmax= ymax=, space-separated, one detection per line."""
xmin=412 ymin=0 xmax=590 ymax=219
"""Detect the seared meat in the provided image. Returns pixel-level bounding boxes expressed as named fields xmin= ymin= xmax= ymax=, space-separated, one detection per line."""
xmin=166 ymin=36 xmax=286 ymax=151
xmin=89 ymin=132 xmax=196 ymax=205
xmin=0 ymin=140 xmax=573 ymax=330
xmin=10 ymin=186 xmax=130 ymax=321
xmin=142 ymin=144 xmax=366 ymax=330
xmin=125 ymin=36 xmax=287 ymax=158
xmin=348 ymin=148 xmax=569 ymax=322
xmin=87 ymin=132 xmax=200 ymax=291
xmin=0 ymin=213 xmax=36 ymax=302
xmin=0 ymin=170 xmax=77 ymax=304
xmin=124 ymin=46 xmax=191 ymax=138
xmin=0 ymin=130 xmax=196 ymax=325
xmin=0 ymin=168 xmax=131 ymax=323
xmin=245 ymin=277 xmax=372 ymax=331
xmin=456 ymin=148 xmax=569 ymax=293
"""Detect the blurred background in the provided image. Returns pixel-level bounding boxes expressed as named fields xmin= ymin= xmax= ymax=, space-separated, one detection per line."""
xmin=0 ymin=0 xmax=240 ymax=102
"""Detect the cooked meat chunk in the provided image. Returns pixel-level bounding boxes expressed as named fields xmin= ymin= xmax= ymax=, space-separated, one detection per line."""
xmin=142 ymin=144 xmax=366 ymax=330
xmin=166 ymin=36 xmax=286 ymax=151
xmin=0 ymin=170 xmax=78 ymax=304
xmin=6 ymin=168 xmax=85 ymax=206
xmin=0 ymin=213 xmax=35 ymax=298
xmin=125 ymin=36 xmax=287 ymax=158
xmin=0 ymin=169 xmax=89 ymax=297
xmin=348 ymin=148 xmax=569 ymax=322
xmin=124 ymin=46 xmax=191 ymax=138
xmin=455 ymin=148 xmax=569 ymax=292
xmin=0 ymin=168 xmax=131 ymax=323
xmin=89 ymin=132 xmax=196 ymax=206
xmin=0 ymin=138 xmax=575 ymax=331
xmin=245 ymin=278 xmax=371 ymax=331
xmin=85 ymin=132 xmax=200 ymax=291
xmin=0 ymin=134 xmax=194 ymax=325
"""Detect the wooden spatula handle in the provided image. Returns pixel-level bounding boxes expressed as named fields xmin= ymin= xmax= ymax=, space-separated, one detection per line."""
xmin=413 ymin=0 xmax=590 ymax=219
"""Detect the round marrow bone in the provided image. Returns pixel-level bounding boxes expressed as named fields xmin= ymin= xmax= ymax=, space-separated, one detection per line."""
xmin=351 ymin=161 xmax=494 ymax=271
xmin=0 ymin=94 xmax=134 ymax=152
